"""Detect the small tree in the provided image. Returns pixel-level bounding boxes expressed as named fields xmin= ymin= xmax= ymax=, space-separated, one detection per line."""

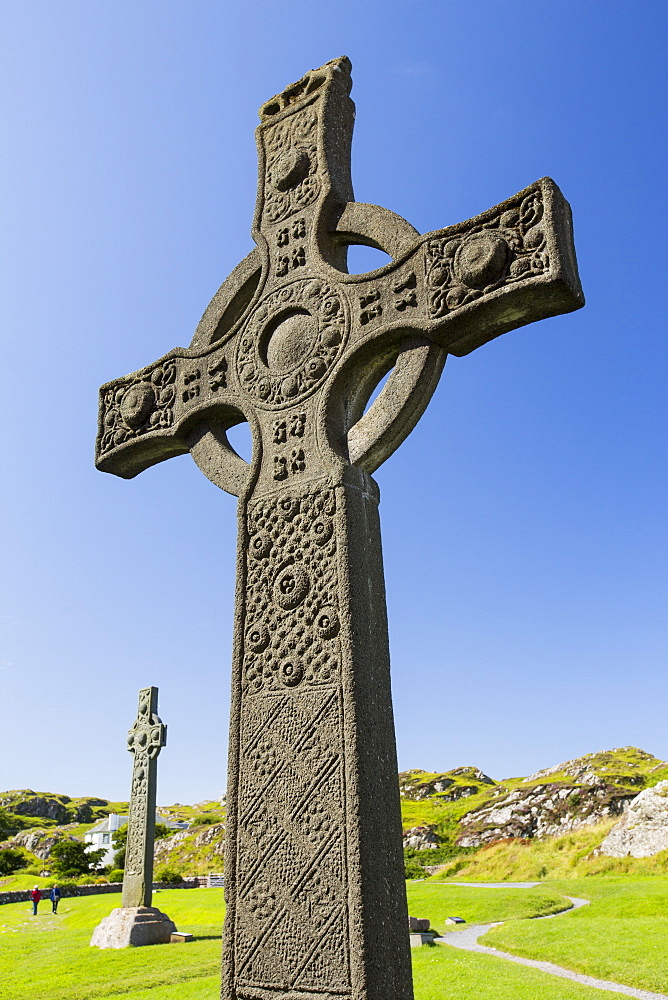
xmin=157 ymin=865 xmax=183 ymax=884
xmin=0 ymin=848 xmax=28 ymax=876
xmin=50 ymin=840 xmax=105 ymax=878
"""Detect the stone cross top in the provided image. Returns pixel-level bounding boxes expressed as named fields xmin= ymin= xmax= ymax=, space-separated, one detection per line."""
xmin=122 ymin=686 xmax=166 ymax=909
xmin=96 ymin=59 xmax=583 ymax=1000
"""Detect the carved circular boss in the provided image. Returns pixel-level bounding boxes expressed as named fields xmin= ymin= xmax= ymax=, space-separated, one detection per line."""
xmin=235 ymin=278 xmax=348 ymax=409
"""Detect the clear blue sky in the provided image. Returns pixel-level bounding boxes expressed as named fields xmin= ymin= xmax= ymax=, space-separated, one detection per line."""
xmin=1 ymin=1 xmax=666 ymax=804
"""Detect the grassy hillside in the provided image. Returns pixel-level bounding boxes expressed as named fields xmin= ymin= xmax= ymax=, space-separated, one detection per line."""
xmin=400 ymin=746 xmax=668 ymax=874
xmin=427 ymin=820 xmax=668 ymax=881
xmin=3 ymin=746 xmax=666 ymax=882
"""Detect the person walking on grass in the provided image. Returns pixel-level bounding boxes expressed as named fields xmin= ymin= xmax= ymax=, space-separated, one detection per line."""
xmin=30 ymin=885 xmax=41 ymax=915
xmin=49 ymin=885 xmax=61 ymax=913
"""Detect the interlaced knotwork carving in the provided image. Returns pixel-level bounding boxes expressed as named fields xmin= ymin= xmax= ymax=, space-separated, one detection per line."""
xmin=426 ymin=188 xmax=548 ymax=318
xmin=244 ymin=487 xmax=340 ymax=694
xmin=263 ymin=107 xmax=320 ymax=224
xmin=98 ymin=361 xmax=176 ymax=455
xmin=234 ymin=688 xmax=349 ymax=993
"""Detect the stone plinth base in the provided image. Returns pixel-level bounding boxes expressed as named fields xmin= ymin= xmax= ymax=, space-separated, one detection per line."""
xmin=90 ymin=906 xmax=176 ymax=948
xmin=410 ymin=932 xmax=436 ymax=947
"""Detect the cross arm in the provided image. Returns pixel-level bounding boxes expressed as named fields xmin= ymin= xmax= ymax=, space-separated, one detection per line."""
xmin=334 ymin=177 xmax=583 ymax=359
xmin=95 ymin=342 xmax=244 ymax=480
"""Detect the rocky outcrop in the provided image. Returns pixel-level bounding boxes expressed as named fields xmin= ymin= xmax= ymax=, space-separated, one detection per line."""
xmin=154 ymin=822 xmax=225 ymax=869
xmin=403 ymin=826 xmax=440 ymax=850
xmin=194 ymin=822 xmax=226 ymax=855
xmin=521 ymin=748 xmax=665 ymax=789
xmin=400 ymin=767 xmax=495 ymax=802
xmin=599 ymin=781 xmax=668 ymax=858
xmin=0 ymin=791 xmax=109 ymax=825
xmin=154 ymin=829 xmax=191 ymax=864
xmin=2 ymin=827 xmax=79 ymax=860
xmin=8 ymin=796 xmax=70 ymax=823
xmin=457 ymin=782 xmax=635 ymax=848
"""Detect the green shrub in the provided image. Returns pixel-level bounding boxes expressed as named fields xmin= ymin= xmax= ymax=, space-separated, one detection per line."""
xmin=157 ymin=866 xmax=184 ymax=884
xmin=108 ymin=868 xmax=124 ymax=883
xmin=0 ymin=848 xmax=29 ymax=875
xmin=50 ymin=840 xmax=105 ymax=877
xmin=191 ymin=813 xmax=223 ymax=826
xmin=405 ymin=859 xmax=426 ymax=880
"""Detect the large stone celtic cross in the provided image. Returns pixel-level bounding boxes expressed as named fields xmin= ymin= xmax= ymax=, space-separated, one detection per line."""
xmin=96 ymin=58 xmax=583 ymax=1000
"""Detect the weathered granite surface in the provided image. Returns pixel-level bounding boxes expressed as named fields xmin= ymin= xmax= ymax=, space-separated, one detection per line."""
xmin=90 ymin=906 xmax=176 ymax=949
xmin=600 ymin=781 xmax=668 ymax=857
xmin=95 ymin=57 xmax=583 ymax=1000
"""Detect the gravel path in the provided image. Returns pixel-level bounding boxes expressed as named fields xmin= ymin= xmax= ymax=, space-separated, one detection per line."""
xmin=435 ymin=893 xmax=668 ymax=999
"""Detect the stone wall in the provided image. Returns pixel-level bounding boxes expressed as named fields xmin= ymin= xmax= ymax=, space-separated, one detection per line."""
xmin=0 ymin=879 xmax=199 ymax=907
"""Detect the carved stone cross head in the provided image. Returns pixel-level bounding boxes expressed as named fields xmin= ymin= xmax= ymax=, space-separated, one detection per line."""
xmin=127 ymin=686 xmax=167 ymax=762
xmin=97 ymin=58 xmax=583 ymax=1000
xmin=96 ymin=55 xmax=582 ymax=496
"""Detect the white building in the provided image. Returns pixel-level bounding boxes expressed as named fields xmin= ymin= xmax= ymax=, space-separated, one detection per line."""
xmin=84 ymin=812 xmax=188 ymax=867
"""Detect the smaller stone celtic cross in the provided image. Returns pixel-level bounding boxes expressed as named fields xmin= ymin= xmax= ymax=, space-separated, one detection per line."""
xmin=122 ymin=686 xmax=167 ymax=908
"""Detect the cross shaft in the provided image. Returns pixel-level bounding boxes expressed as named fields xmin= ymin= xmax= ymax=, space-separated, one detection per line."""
xmin=96 ymin=58 xmax=583 ymax=1000
xmin=122 ymin=686 xmax=166 ymax=909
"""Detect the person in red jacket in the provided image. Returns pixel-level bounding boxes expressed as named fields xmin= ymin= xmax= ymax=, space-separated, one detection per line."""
xmin=30 ymin=885 xmax=41 ymax=915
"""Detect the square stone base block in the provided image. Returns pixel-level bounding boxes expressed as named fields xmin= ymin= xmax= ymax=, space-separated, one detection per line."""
xmin=409 ymin=932 xmax=436 ymax=947
xmin=90 ymin=906 xmax=176 ymax=948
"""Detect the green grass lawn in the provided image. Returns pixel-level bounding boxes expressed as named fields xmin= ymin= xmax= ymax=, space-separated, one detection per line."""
xmin=482 ymin=876 xmax=668 ymax=994
xmin=0 ymin=881 xmax=665 ymax=999
xmin=0 ymin=888 xmax=224 ymax=1000
xmin=405 ymin=881 xmax=570 ymax=934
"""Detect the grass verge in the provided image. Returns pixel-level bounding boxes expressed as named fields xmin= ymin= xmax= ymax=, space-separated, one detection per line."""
xmin=482 ymin=876 xmax=668 ymax=993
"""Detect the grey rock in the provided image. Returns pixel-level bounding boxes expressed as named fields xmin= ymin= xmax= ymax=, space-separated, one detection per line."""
xmin=458 ymin=782 xmax=634 ymax=847
xmin=4 ymin=827 xmax=78 ymax=860
xmin=403 ymin=826 xmax=440 ymax=850
xmin=599 ymin=781 xmax=668 ymax=858
xmin=9 ymin=797 xmax=70 ymax=824
xmin=95 ymin=57 xmax=583 ymax=1000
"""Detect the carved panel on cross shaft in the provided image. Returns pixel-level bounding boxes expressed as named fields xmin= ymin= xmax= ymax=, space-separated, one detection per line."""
xmin=426 ymin=188 xmax=548 ymax=318
xmin=234 ymin=688 xmax=350 ymax=993
xmin=262 ymin=107 xmax=321 ymax=225
xmin=236 ymin=279 xmax=348 ymax=409
xmin=244 ymin=487 xmax=340 ymax=693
